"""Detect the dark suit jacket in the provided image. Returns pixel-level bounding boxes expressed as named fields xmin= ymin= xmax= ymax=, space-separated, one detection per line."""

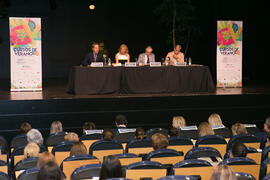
xmin=82 ymin=52 xmax=105 ymax=66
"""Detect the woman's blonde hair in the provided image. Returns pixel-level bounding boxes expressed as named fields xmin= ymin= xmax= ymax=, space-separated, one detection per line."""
xmin=119 ymin=44 xmax=128 ymax=54
xmin=24 ymin=142 xmax=40 ymax=159
xmin=208 ymin=113 xmax=223 ymax=127
xmin=37 ymin=152 xmax=55 ymax=167
xmin=50 ymin=121 xmax=63 ymax=134
xmin=70 ymin=142 xmax=87 ymax=156
xmin=210 ymin=165 xmax=236 ymax=180
xmin=198 ymin=122 xmax=215 ymax=137
xmin=172 ymin=116 xmax=186 ymax=129
xmin=64 ymin=132 xmax=79 ymax=142
xmin=231 ymin=123 xmax=247 ymax=136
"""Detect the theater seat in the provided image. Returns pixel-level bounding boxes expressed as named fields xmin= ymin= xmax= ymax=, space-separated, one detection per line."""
xmin=184 ymin=147 xmax=222 ymax=160
xmin=0 ymin=160 xmax=8 ymax=175
xmin=145 ymin=149 xmax=184 ymax=165
xmin=125 ymin=161 xmax=164 ymax=169
xmin=10 ymin=134 xmax=28 ymax=149
xmin=219 ymin=157 xmax=256 ymax=165
xmin=168 ymin=136 xmax=193 ymax=155
xmin=227 ymin=134 xmax=260 ymax=151
xmin=17 ymin=167 xmax=40 ymax=180
xmin=235 ymin=172 xmax=256 ymax=180
xmin=146 ymin=128 xmax=168 ymax=138
xmin=15 ymin=157 xmax=39 ymax=178
xmin=158 ymin=175 xmax=197 ymax=180
xmin=114 ymin=128 xmax=136 ymax=143
xmin=263 ymin=173 xmax=270 ymax=180
xmin=262 ymin=146 xmax=270 ymax=162
xmin=70 ymin=164 xmax=101 ymax=180
xmin=260 ymin=158 xmax=270 ymax=179
xmin=0 ymin=147 xmax=8 ymax=163
xmin=80 ymin=133 xmax=103 ymax=154
xmin=0 ymin=137 xmax=8 ymax=154
xmin=114 ymin=153 xmax=141 ymax=166
xmin=46 ymin=132 xmax=67 ymax=146
xmin=60 ymin=154 xmax=99 ymax=169
xmin=125 ymin=138 xmax=153 ymax=156
xmin=0 ymin=172 xmax=9 ymax=180
xmin=52 ymin=141 xmax=74 ymax=165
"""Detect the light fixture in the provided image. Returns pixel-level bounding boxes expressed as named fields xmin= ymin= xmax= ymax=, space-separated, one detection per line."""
xmin=89 ymin=4 xmax=95 ymax=10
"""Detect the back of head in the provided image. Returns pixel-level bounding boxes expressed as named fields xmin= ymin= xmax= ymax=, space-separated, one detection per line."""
xmin=103 ymin=129 xmax=114 ymax=141
xmin=115 ymin=114 xmax=128 ymax=127
xmin=20 ymin=122 xmax=32 ymax=134
xmin=151 ymin=133 xmax=169 ymax=150
xmin=168 ymin=127 xmax=180 ymax=137
xmin=208 ymin=113 xmax=223 ymax=127
xmin=27 ymin=129 xmax=44 ymax=145
xmin=64 ymin=132 xmax=79 ymax=142
xmin=24 ymin=142 xmax=40 ymax=159
xmin=231 ymin=142 xmax=247 ymax=158
xmin=70 ymin=141 xmax=87 ymax=156
xmin=99 ymin=155 xmax=122 ymax=180
xmin=37 ymin=161 xmax=63 ymax=180
xmin=198 ymin=122 xmax=215 ymax=137
xmin=82 ymin=121 xmax=96 ymax=133
xmin=264 ymin=117 xmax=270 ymax=132
xmin=135 ymin=127 xmax=146 ymax=140
xmin=172 ymin=116 xmax=186 ymax=129
xmin=231 ymin=123 xmax=247 ymax=136
xmin=38 ymin=152 xmax=55 ymax=168
xmin=210 ymin=165 xmax=236 ymax=180
xmin=50 ymin=121 xmax=63 ymax=134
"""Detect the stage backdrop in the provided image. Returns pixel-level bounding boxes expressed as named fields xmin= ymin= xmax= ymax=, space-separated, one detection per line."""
xmin=9 ymin=17 xmax=42 ymax=91
xmin=217 ymin=21 xmax=243 ymax=87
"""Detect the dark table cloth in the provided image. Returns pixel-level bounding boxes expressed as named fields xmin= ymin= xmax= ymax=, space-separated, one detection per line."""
xmin=67 ymin=65 xmax=215 ymax=94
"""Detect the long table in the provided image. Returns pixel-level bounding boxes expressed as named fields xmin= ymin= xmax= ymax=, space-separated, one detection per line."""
xmin=67 ymin=65 xmax=215 ymax=94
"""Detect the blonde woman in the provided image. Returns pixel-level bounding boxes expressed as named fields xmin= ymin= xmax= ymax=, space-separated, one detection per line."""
xmin=210 ymin=165 xmax=236 ymax=180
xmin=208 ymin=113 xmax=223 ymax=127
xmin=64 ymin=132 xmax=79 ymax=142
xmin=231 ymin=123 xmax=248 ymax=136
xmin=115 ymin=44 xmax=130 ymax=64
xmin=198 ymin=122 xmax=215 ymax=137
xmin=172 ymin=116 xmax=186 ymax=129
xmin=24 ymin=142 xmax=40 ymax=159
xmin=50 ymin=121 xmax=63 ymax=134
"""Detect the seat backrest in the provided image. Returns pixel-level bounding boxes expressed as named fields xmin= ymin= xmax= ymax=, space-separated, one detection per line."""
xmin=0 ymin=160 xmax=8 ymax=175
xmin=10 ymin=135 xmax=28 ymax=149
xmin=219 ymin=157 xmax=256 ymax=166
xmin=184 ymin=147 xmax=222 ymax=160
xmin=213 ymin=127 xmax=232 ymax=138
xmin=235 ymin=172 xmax=256 ymax=180
xmin=262 ymin=146 xmax=270 ymax=162
xmin=263 ymin=173 xmax=270 ymax=180
xmin=114 ymin=129 xmax=136 ymax=143
xmin=0 ymin=137 xmax=8 ymax=152
xmin=227 ymin=134 xmax=260 ymax=151
xmin=52 ymin=141 xmax=74 ymax=165
xmin=260 ymin=158 xmax=270 ymax=179
xmin=46 ymin=132 xmax=67 ymax=146
xmin=179 ymin=129 xmax=199 ymax=140
xmin=168 ymin=137 xmax=193 ymax=155
xmin=173 ymin=159 xmax=212 ymax=169
xmin=145 ymin=149 xmax=184 ymax=165
xmin=80 ymin=133 xmax=102 ymax=141
xmin=0 ymin=172 xmax=9 ymax=180
xmin=17 ymin=167 xmax=39 ymax=180
xmin=125 ymin=138 xmax=153 ymax=155
xmin=60 ymin=154 xmax=98 ymax=168
xmin=15 ymin=157 xmax=38 ymax=171
xmin=158 ymin=175 xmax=197 ymax=180
xmin=114 ymin=153 xmax=141 ymax=166
xmin=70 ymin=164 xmax=101 ymax=180
xmin=146 ymin=128 xmax=168 ymax=138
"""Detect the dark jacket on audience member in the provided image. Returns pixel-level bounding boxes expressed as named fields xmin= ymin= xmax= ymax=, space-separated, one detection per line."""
xmin=82 ymin=52 xmax=105 ymax=66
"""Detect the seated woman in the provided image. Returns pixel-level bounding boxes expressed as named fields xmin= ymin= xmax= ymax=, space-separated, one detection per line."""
xmin=115 ymin=44 xmax=130 ymax=65
xmin=50 ymin=121 xmax=63 ymax=135
xmin=231 ymin=123 xmax=248 ymax=136
xmin=24 ymin=142 xmax=40 ymax=159
xmin=208 ymin=113 xmax=231 ymax=138
xmin=172 ymin=116 xmax=186 ymax=129
xmin=135 ymin=127 xmax=146 ymax=140
xmin=151 ymin=133 xmax=168 ymax=150
xmin=70 ymin=141 xmax=87 ymax=156
xmin=198 ymin=122 xmax=215 ymax=137
xmin=99 ymin=155 xmax=123 ymax=180
xmin=64 ymin=132 xmax=79 ymax=142
xmin=210 ymin=165 xmax=236 ymax=180
xmin=27 ymin=129 xmax=44 ymax=145
xmin=37 ymin=152 xmax=55 ymax=168
xmin=37 ymin=161 xmax=64 ymax=180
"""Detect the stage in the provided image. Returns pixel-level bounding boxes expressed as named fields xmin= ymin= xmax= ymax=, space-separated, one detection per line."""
xmin=1 ymin=79 xmax=270 ymax=143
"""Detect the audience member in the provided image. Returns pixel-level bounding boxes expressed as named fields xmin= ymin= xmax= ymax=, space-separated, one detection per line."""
xmin=27 ymin=129 xmax=44 ymax=145
xmin=168 ymin=127 xmax=180 ymax=137
xmin=265 ymin=131 xmax=270 ymax=148
xmin=70 ymin=141 xmax=87 ymax=156
xmin=198 ymin=122 xmax=215 ymax=137
xmin=210 ymin=165 xmax=236 ymax=180
xmin=99 ymin=155 xmax=123 ymax=180
xmin=208 ymin=113 xmax=223 ymax=127
xmin=256 ymin=117 xmax=270 ymax=147
xmin=103 ymin=129 xmax=114 ymax=141
xmin=172 ymin=116 xmax=186 ymax=129
xmin=19 ymin=122 xmax=32 ymax=134
xmin=24 ymin=142 xmax=40 ymax=159
xmin=135 ymin=127 xmax=146 ymax=140
xmin=50 ymin=121 xmax=63 ymax=134
xmin=115 ymin=114 xmax=128 ymax=128
xmin=229 ymin=142 xmax=247 ymax=158
xmin=37 ymin=152 xmax=55 ymax=168
xmin=64 ymin=132 xmax=79 ymax=142
xmin=82 ymin=121 xmax=96 ymax=134
xmin=152 ymin=133 xmax=168 ymax=150
xmin=36 ymin=161 xmax=63 ymax=180
xmin=231 ymin=123 xmax=247 ymax=136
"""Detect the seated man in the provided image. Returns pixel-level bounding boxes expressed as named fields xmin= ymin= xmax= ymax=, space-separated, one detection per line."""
xmin=229 ymin=142 xmax=247 ymax=158
xmin=137 ymin=46 xmax=155 ymax=65
xmin=165 ymin=44 xmax=184 ymax=65
xmin=82 ymin=43 xmax=105 ymax=66
xmin=256 ymin=117 xmax=270 ymax=149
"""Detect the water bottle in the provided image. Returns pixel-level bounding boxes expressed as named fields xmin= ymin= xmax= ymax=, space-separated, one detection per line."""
xmin=188 ymin=57 xmax=192 ymax=65
xmin=161 ymin=58 xmax=165 ymax=65
xmin=166 ymin=57 xmax=170 ymax=66
xmin=108 ymin=58 xmax=111 ymax=66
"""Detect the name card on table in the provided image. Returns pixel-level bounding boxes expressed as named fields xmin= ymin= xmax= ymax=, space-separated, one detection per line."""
xmin=118 ymin=128 xmax=136 ymax=133
xmin=212 ymin=124 xmax=226 ymax=130
xmin=85 ymin=130 xmax=104 ymax=135
xmin=244 ymin=124 xmax=257 ymax=128
xmin=180 ymin=125 xmax=198 ymax=131
xmin=174 ymin=62 xmax=187 ymax=66
xmin=113 ymin=63 xmax=122 ymax=67
xmin=90 ymin=62 xmax=104 ymax=67
xmin=125 ymin=62 xmax=137 ymax=67
xmin=150 ymin=62 xmax=161 ymax=67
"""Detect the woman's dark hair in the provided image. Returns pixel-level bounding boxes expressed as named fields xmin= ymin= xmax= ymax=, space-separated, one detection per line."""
xmin=168 ymin=127 xmax=180 ymax=137
xmin=99 ymin=155 xmax=123 ymax=180
xmin=83 ymin=121 xmax=96 ymax=131
xmin=20 ymin=122 xmax=32 ymax=134
xmin=135 ymin=127 xmax=146 ymax=140
xmin=36 ymin=161 xmax=63 ymax=180
xmin=102 ymin=129 xmax=114 ymax=141
xmin=231 ymin=142 xmax=247 ymax=157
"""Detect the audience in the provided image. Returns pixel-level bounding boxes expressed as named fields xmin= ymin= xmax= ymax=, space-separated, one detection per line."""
xmin=64 ymin=132 xmax=79 ymax=142
xmin=210 ymin=165 xmax=236 ymax=180
xmin=103 ymin=129 xmax=115 ymax=141
xmin=231 ymin=123 xmax=247 ymax=136
xmin=70 ymin=141 xmax=87 ymax=156
xmin=115 ymin=114 xmax=128 ymax=128
xmin=172 ymin=116 xmax=186 ymax=129
xmin=19 ymin=122 xmax=32 ymax=134
xmin=99 ymin=155 xmax=123 ymax=180
xmin=27 ymin=129 xmax=44 ymax=145
xmin=37 ymin=152 xmax=55 ymax=168
xmin=168 ymin=127 xmax=180 ymax=137
xmin=24 ymin=142 xmax=40 ymax=159
xmin=50 ymin=121 xmax=63 ymax=134
xmin=256 ymin=117 xmax=270 ymax=146
xmin=36 ymin=161 xmax=63 ymax=180
xmin=208 ymin=113 xmax=223 ymax=127
xmin=82 ymin=121 xmax=96 ymax=134
xmin=198 ymin=122 xmax=215 ymax=137
xmin=229 ymin=142 xmax=247 ymax=158
xmin=151 ymin=133 xmax=168 ymax=150
xmin=135 ymin=127 xmax=146 ymax=140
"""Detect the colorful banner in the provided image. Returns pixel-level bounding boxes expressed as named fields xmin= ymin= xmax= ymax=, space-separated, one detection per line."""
xmin=217 ymin=21 xmax=242 ymax=87
xmin=9 ymin=17 xmax=42 ymax=91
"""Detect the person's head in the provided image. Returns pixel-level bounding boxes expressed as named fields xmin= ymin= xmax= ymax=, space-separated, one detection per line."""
xmin=119 ymin=44 xmax=128 ymax=54
xmin=37 ymin=152 xmax=55 ymax=168
xmin=37 ymin=161 xmax=63 ymax=180
xmin=135 ymin=127 xmax=146 ymax=140
xmin=145 ymin=46 xmax=153 ymax=55
xmin=19 ymin=122 xmax=32 ymax=134
xmin=70 ymin=141 xmax=87 ymax=156
xmin=27 ymin=129 xmax=44 ymax=145
xmin=24 ymin=142 xmax=40 ymax=159
xmin=264 ymin=117 xmax=270 ymax=133
xmin=172 ymin=116 xmax=186 ymax=129
xmin=231 ymin=123 xmax=247 ymax=136
xmin=198 ymin=122 xmax=215 ymax=137
xmin=82 ymin=121 xmax=96 ymax=134
xmin=168 ymin=127 xmax=180 ymax=137
xmin=99 ymin=155 xmax=122 ymax=180
xmin=174 ymin=44 xmax=182 ymax=54
xmin=208 ymin=113 xmax=223 ymax=127
xmin=64 ymin=132 xmax=79 ymax=142
xmin=103 ymin=129 xmax=114 ymax=141
xmin=50 ymin=121 xmax=63 ymax=134
xmin=229 ymin=142 xmax=247 ymax=158
xmin=92 ymin=43 xmax=100 ymax=54
xmin=151 ymin=133 xmax=169 ymax=150
xmin=115 ymin=114 xmax=128 ymax=127
xmin=210 ymin=165 xmax=236 ymax=180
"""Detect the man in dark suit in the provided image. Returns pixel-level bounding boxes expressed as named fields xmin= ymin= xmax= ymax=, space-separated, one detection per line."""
xmin=82 ymin=43 xmax=105 ymax=66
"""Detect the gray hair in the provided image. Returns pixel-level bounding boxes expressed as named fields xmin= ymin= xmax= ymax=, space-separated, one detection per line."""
xmin=27 ymin=129 xmax=44 ymax=145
